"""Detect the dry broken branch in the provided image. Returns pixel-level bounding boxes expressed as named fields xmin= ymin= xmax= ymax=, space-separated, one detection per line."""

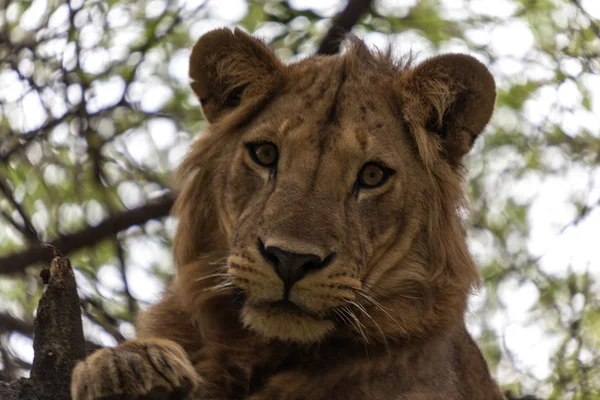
xmin=0 ymin=250 xmax=85 ymax=400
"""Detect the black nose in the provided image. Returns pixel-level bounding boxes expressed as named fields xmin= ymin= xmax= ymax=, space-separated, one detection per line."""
xmin=259 ymin=242 xmax=334 ymax=295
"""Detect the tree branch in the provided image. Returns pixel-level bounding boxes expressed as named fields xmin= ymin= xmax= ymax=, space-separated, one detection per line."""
xmin=571 ymin=0 xmax=600 ymax=38
xmin=317 ymin=0 xmax=374 ymax=55
xmin=0 ymin=193 xmax=176 ymax=275
xmin=0 ymin=314 xmax=33 ymax=336
xmin=505 ymin=393 xmax=541 ymax=400
xmin=116 ymin=239 xmax=138 ymax=318
xmin=0 ymin=180 xmax=38 ymax=242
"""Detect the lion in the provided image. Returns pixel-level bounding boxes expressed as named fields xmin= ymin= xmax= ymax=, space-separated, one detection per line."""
xmin=71 ymin=28 xmax=505 ymax=400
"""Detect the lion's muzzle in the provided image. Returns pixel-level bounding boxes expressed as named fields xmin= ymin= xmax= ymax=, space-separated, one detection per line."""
xmin=258 ymin=238 xmax=336 ymax=296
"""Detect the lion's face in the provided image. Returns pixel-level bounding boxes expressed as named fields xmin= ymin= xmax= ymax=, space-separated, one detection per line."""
xmin=177 ymin=29 xmax=496 ymax=344
xmin=221 ymin=66 xmax=429 ymax=342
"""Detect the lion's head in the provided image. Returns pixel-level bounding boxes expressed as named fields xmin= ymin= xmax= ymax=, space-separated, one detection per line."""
xmin=172 ymin=28 xmax=495 ymax=344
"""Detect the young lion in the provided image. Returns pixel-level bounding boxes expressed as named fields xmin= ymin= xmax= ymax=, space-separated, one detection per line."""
xmin=71 ymin=28 xmax=505 ymax=400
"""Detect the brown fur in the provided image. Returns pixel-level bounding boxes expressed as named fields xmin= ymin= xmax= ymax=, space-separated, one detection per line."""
xmin=71 ymin=28 xmax=504 ymax=399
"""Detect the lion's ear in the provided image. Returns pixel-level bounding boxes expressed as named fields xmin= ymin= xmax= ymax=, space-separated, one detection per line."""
xmin=189 ymin=28 xmax=283 ymax=122
xmin=399 ymin=54 xmax=495 ymax=165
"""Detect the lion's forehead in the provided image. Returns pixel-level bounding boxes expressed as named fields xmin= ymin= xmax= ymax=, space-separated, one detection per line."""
xmin=250 ymin=58 xmax=402 ymax=161
xmin=281 ymin=57 xmax=397 ymax=124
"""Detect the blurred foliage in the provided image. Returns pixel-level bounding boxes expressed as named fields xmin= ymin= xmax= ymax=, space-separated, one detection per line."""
xmin=0 ymin=0 xmax=599 ymax=398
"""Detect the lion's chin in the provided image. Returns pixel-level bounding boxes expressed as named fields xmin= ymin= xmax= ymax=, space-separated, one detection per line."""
xmin=241 ymin=302 xmax=335 ymax=343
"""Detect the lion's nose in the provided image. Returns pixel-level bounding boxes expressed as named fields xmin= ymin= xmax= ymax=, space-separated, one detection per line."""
xmin=260 ymin=242 xmax=334 ymax=295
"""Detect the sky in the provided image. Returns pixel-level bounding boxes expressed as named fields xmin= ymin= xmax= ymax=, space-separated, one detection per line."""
xmin=2 ymin=0 xmax=600 ymax=395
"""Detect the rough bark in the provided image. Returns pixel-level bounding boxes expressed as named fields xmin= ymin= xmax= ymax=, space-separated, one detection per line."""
xmin=0 ymin=248 xmax=86 ymax=400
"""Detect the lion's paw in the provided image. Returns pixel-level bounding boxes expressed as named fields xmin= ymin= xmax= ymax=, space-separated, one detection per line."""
xmin=71 ymin=338 xmax=200 ymax=400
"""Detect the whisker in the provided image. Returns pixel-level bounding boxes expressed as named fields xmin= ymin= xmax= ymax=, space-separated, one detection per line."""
xmin=360 ymin=282 xmax=399 ymax=302
xmin=208 ymin=258 xmax=229 ymax=266
xmin=354 ymin=288 xmax=393 ymax=312
xmin=204 ymin=286 xmax=234 ymax=295
xmin=194 ymin=273 xmax=230 ymax=282
xmin=346 ymin=299 xmax=389 ymax=354
xmin=207 ymin=289 xmax=232 ymax=296
xmin=203 ymin=281 xmax=235 ymax=292
xmin=355 ymin=291 xmax=406 ymax=335
xmin=197 ymin=253 xmax=229 ymax=261
xmin=333 ymin=309 xmax=350 ymax=326
xmin=341 ymin=306 xmax=369 ymax=346
xmin=362 ymin=281 xmax=423 ymax=302
xmin=347 ymin=299 xmax=368 ymax=315
xmin=336 ymin=307 xmax=358 ymax=332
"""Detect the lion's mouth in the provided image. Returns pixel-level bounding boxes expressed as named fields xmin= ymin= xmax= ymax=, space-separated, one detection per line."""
xmin=252 ymin=300 xmax=327 ymax=320
xmin=241 ymin=299 xmax=336 ymax=342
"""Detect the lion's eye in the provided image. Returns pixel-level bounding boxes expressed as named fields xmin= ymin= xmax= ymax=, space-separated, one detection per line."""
xmin=357 ymin=162 xmax=394 ymax=189
xmin=247 ymin=142 xmax=278 ymax=168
